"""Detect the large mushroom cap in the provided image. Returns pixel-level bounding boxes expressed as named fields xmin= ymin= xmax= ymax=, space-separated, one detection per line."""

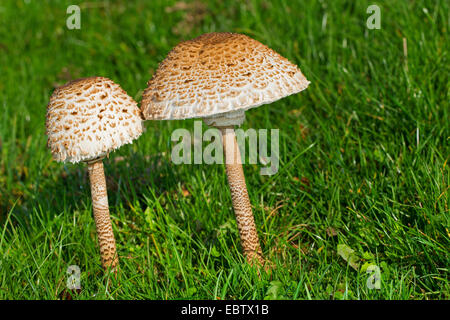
xmin=141 ymin=32 xmax=310 ymax=121
xmin=46 ymin=77 xmax=143 ymax=163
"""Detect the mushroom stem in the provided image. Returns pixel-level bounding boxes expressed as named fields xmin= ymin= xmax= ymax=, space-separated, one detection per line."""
xmin=219 ymin=126 xmax=264 ymax=265
xmin=87 ymin=159 xmax=118 ymax=270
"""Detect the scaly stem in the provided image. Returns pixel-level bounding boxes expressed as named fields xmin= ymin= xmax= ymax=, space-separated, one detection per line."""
xmin=87 ymin=159 xmax=118 ymax=270
xmin=219 ymin=126 xmax=264 ymax=265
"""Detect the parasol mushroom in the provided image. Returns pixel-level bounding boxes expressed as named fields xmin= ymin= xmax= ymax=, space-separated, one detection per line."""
xmin=46 ymin=76 xmax=143 ymax=270
xmin=141 ymin=32 xmax=309 ymax=265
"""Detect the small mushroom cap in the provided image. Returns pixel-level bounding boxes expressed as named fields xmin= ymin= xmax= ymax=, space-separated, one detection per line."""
xmin=46 ymin=77 xmax=143 ymax=163
xmin=141 ymin=32 xmax=310 ymax=120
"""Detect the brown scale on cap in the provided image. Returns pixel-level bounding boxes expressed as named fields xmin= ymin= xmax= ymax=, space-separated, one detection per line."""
xmin=141 ymin=32 xmax=310 ymax=120
xmin=46 ymin=76 xmax=143 ymax=163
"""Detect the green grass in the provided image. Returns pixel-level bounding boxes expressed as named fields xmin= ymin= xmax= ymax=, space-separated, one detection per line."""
xmin=0 ymin=0 xmax=448 ymax=299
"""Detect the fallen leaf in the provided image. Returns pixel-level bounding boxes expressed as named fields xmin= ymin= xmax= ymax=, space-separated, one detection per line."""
xmin=337 ymin=244 xmax=360 ymax=271
xmin=326 ymin=227 xmax=338 ymax=237
xmin=181 ymin=187 xmax=190 ymax=197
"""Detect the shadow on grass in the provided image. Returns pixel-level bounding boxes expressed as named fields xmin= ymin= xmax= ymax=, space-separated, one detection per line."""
xmin=2 ymin=152 xmax=179 ymax=234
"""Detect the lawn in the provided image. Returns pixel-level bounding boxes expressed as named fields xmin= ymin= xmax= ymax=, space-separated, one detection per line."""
xmin=0 ymin=0 xmax=448 ymax=299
